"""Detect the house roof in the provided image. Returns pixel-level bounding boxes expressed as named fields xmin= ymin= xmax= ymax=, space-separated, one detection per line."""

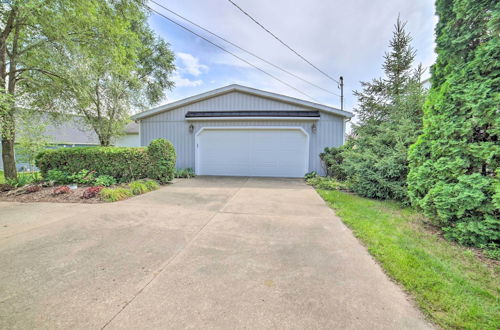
xmin=43 ymin=116 xmax=99 ymax=145
xmin=185 ymin=110 xmax=320 ymax=118
xmin=123 ymin=122 xmax=139 ymax=134
xmin=132 ymin=84 xmax=354 ymax=120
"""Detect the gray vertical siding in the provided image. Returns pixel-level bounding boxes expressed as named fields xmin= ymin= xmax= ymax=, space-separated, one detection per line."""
xmin=140 ymin=91 xmax=345 ymax=175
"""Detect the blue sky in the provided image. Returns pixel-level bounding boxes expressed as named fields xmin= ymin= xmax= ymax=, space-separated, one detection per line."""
xmin=147 ymin=0 xmax=437 ymax=116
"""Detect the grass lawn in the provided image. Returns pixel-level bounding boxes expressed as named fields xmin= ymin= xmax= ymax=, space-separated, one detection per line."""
xmin=317 ymin=189 xmax=499 ymax=330
xmin=0 ymin=170 xmax=4 ymax=184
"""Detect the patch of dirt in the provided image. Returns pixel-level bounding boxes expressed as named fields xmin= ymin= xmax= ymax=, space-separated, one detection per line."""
xmin=0 ymin=185 xmax=102 ymax=204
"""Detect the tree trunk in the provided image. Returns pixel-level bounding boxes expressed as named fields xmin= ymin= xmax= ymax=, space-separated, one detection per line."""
xmin=99 ymin=136 xmax=111 ymax=146
xmin=1 ymin=138 xmax=17 ymax=180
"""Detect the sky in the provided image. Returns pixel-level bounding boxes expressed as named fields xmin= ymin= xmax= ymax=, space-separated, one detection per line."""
xmin=146 ymin=0 xmax=437 ymax=117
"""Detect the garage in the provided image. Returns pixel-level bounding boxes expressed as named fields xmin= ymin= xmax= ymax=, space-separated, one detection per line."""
xmin=196 ymin=128 xmax=309 ymax=177
xmin=132 ymin=84 xmax=353 ymax=176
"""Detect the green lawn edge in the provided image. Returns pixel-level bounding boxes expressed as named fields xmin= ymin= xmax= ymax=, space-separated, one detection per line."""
xmin=317 ymin=189 xmax=499 ymax=330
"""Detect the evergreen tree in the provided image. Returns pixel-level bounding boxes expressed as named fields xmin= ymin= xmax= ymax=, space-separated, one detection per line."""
xmin=407 ymin=0 xmax=499 ymax=248
xmin=341 ymin=17 xmax=426 ymax=202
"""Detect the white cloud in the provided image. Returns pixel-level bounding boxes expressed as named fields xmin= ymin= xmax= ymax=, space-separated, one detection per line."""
xmin=150 ymin=0 xmax=437 ymax=111
xmin=176 ymin=52 xmax=209 ymax=76
xmin=172 ymin=72 xmax=203 ymax=87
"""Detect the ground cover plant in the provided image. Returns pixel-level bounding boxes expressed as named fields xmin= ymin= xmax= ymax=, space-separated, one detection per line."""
xmin=128 ymin=179 xmax=160 ymax=195
xmin=174 ymin=168 xmax=195 ymax=178
xmin=52 ymin=186 xmax=70 ymax=195
xmin=317 ymin=189 xmax=499 ymax=329
xmin=82 ymin=186 xmax=104 ymax=199
xmin=99 ymin=187 xmax=133 ymax=202
xmin=305 ymin=173 xmax=345 ymax=191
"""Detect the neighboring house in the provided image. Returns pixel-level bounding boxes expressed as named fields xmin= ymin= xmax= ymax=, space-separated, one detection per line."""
xmin=132 ymin=84 xmax=354 ymax=177
xmin=0 ymin=117 xmax=140 ymax=171
xmin=114 ymin=122 xmax=140 ymax=147
xmin=422 ymin=77 xmax=431 ymax=89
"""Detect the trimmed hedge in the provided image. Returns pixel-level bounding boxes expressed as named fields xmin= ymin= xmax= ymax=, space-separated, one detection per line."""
xmin=35 ymin=139 xmax=176 ymax=183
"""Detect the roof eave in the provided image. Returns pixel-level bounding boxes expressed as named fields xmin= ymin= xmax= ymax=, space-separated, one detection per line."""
xmin=131 ymin=84 xmax=354 ymax=120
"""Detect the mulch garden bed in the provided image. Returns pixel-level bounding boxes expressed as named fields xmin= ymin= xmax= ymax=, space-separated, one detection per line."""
xmin=0 ymin=184 xmax=102 ymax=204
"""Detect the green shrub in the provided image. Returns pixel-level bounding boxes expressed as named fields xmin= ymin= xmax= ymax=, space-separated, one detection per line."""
xmin=306 ymin=176 xmax=345 ymax=191
xmin=319 ymin=146 xmax=347 ymax=180
xmin=36 ymin=139 xmax=176 ymax=183
xmin=128 ymin=179 xmax=160 ymax=195
xmin=407 ymin=0 xmax=499 ymax=248
xmin=94 ymin=175 xmax=117 ymax=187
xmin=70 ymin=169 xmax=96 ymax=185
xmin=45 ymin=169 xmax=72 ymax=184
xmin=36 ymin=147 xmax=149 ymax=182
xmin=174 ymin=168 xmax=195 ymax=178
xmin=100 ymin=187 xmax=133 ymax=202
xmin=304 ymin=171 xmax=318 ymax=180
xmin=147 ymin=139 xmax=176 ymax=183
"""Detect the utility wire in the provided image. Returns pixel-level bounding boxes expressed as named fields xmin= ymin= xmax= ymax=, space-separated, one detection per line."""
xmin=147 ymin=4 xmax=317 ymax=101
xmin=227 ymin=0 xmax=340 ymax=85
xmin=150 ymin=0 xmax=340 ymax=97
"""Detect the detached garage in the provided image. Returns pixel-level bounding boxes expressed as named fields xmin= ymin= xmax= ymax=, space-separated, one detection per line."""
xmin=132 ymin=84 xmax=353 ymax=177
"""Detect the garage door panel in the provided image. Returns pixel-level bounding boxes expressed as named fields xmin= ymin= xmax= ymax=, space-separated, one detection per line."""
xmin=197 ymin=128 xmax=308 ymax=177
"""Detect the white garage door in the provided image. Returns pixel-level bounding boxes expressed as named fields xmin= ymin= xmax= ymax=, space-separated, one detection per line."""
xmin=196 ymin=128 xmax=309 ymax=177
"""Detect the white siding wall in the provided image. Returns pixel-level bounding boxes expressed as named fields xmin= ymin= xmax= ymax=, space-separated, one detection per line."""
xmin=113 ymin=134 xmax=140 ymax=147
xmin=140 ymin=91 xmax=345 ymax=175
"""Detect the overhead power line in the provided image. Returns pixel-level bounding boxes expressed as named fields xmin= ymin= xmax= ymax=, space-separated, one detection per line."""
xmin=150 ymin=0 xmax=340 ymax=97
xmin=147 ymin=4 xmax=317 ymax=101
xmin=227 ymin=0 xmax=340 ymax=85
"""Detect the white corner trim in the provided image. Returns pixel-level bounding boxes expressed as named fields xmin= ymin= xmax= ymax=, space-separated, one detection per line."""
xmin=186 ymin=117 xmax=319 ymax=121
xmin=194 ymin=126 xmax=310 ymax=176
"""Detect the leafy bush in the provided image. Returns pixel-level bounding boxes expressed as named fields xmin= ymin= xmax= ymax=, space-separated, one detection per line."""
xmin=70 ymin=169 xmax=96 ymax=185
xmin=45 ymin=169 xmax=72 ymax=184
xmin=147 ymin=139 xmax=176 ymax=183
xmin=128 ymin=179 xmax=159 ymax=195
xmin=53 ymin=186 xmax=70 ymax=195
xmin=484 ymin=246 xmax=500 ymax=261
xmin=174 ymin=168 xmax=195 ymax=178
xmin=306 ymin=176 xmax=345 ymax=191
xmin=100 ymin=187 xmax=133 ymax=202
xmin=304 ymin=171 xmax=318 ymax=180
xmin=36 ymin=139 xmax=176 ymax=183
xmin=407 ymin=0 xmax=499 ymax=248
xmin=320 ymin=146 xmax=347 ymax=180
xmin=94 ymin=175 xmax=117 ymax=187
xmin=82 ymin=186 xmax=104 ymax=199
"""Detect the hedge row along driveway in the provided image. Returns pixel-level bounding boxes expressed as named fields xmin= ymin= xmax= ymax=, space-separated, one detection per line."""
xmin=35 ymin=139 xmax=176 ymax=183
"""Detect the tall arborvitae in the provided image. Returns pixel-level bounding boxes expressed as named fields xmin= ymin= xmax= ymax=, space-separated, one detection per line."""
xmin=407 ymin=0 xmax=499 ymax=249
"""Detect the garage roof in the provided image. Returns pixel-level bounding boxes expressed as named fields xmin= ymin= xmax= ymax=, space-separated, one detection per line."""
xmin=132 ymin=84 xmax=353 ymax=120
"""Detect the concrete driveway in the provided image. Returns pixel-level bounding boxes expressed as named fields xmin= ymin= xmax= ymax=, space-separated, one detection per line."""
xmin=0 ymin=177 xmax=432 ymax=329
